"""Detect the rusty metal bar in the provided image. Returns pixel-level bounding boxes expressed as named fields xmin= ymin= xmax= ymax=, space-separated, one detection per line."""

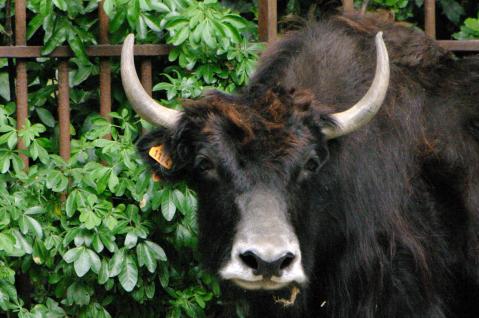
xmin=99 ymin=60 xmax=111 ymax=120
xmin=99 ymin=0 xmax=109 ymax=45
xmin=0 ymin=44 xmax=170 ymax=58
xmin=15 ymin=0 xmax=28 ymax=169
xmin=99 ymin=0 xmax=112 ymax=141
xmin=437 ymin=40 xmax=479 ymax=51
xmin=424 ymin=0 xmax=436 ymax=39
xmin=58 ymin=60 xmax=70 ymax=161
xmin=258 ymin=0 xmax=277 ymax=43
xmin=342 ymin=0 xmax=354 ymax=13
xmin=140 ymin=59 xmax=153 ymax=96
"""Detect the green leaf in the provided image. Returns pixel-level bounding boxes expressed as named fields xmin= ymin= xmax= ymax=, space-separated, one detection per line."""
xmin=0 ymin=73 xmax=10 ymax=101
xmin=0 ymin=232 xmax=16 ymax=254
xmin=63 ymin=246 xmax=82 ymax=263
xmin=74 ymin=247 xmax=91 ymax=277
xmin=98 ymin=259 xmax=110 ymax=284
xmin=109 ymin=9 xmax=126 ymax=33
xmin=222 ymin=14 xmax=248 ymax=29
xmin=108 ymin=248 xmax=125 ymax=277
xmin=439 ymin=0 xmax=464 ymax=25
xmin=52 ymin=0 xmax=68 ymax=11
xmin=66 ymin=191 xmax=78 ymax=217
xmin=170 ymin=27 xmax=189 ymax=46
xmin=88 ymin=249 xmax=101 ymax=274
xmin=124 ymin=232 xmax=138 ymax=249
xmin=68 ymin=32 xmax=90 ymax=65
xmin=99 ymin=228 xmax=116 ymax=253
xmin=35 ymin=107 xmax=55 ymax=127
xmin=42 ymin=20 xmax=68 ymax=55
xmin=127 ymin=0 xmax=141 ymax=27
xmin=143 ymin=13 xmax=162 ymax=32
xmin=145 ymin=282 xmax=155 ymax=299
xmin=108 ymin=171 xmax=119 ymax=192
xmin=103 ymin=0 xmax=115 ymax=17
xmin=161 ymin=190 xmax=176 ymax=221
xmin=25 ymin=206 xmax=45 ymax=215
xmin=223 ymin=22 xmax=241 ymax=44
xmin=145 ymin=240 xmax=166 ymax=261
xmin=136 ymin=242 xmax=156 ymax=273
xmin=79 ymin=210 xmax=101 ymax=230
xmin=0 ymin=131 xmax=16 ymax=149
xmin=28 ymin=216 xmax=43 ymax=238
xmin=159 ymin=262 xmax=169 ymax=288
xmin=92 ymin=234 xmax=104 ymax=253
xmin=45 ymin=170 xmax=68 ymax=192
xmin=12 ymin=230 xmax=32 ymax=254
xmin=27 ymin=14 xmax=44 ymax=40
xmin=7 ymin=131 xmax=17 ymax=149
xmin=66 ymin=282 xmax=91 ymax=306
xmin=33 ymin=239 xmax=48 ymax=265
xmin=119 ymin=255 xmax=138 ymax=292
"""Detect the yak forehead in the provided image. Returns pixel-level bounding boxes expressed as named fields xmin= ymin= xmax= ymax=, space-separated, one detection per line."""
xmin=191 ymin=100 xmax=316 ymax=177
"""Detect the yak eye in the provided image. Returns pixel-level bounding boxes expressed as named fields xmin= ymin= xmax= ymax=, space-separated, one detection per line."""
xmin=195 ymin=156 xmax=214 ymax=173
xmin=304 ymin=157 xmax=320 ymax=173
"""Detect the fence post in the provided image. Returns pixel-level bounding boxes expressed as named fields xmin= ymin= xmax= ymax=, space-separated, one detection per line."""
xmin=424 ymin=0 xmax=436 ymax=39
xmin=259 ymin=0 xmax=277 ymax=43
xmin=140 ymin=60 xmax=153 ymax=96
xmin=342 ymin=0 xmax=354 ymax=13
xmin=58 ymin=60 xmax=70 ymax=161
xmin=99 ymin=0 xmax=112 ymax=140
xmin=15 ymin=0 xmax=29 ymax=169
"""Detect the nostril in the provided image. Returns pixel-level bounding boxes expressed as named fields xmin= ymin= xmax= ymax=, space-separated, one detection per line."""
xmin=240 ymin=251 xmax=259 ymax=270
xmin=279 ymin=252 xmax=295 ymax=270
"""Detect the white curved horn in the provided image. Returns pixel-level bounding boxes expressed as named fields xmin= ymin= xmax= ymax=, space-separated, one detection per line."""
xmin=121 ymin=34 xmax=181 ymax=128
xmin=322 ymin=32 xmax=390 ymax=140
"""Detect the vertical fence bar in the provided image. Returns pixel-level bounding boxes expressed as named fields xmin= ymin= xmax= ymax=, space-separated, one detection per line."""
xmin=99 ymin=0 xmax=112 ymax=140
xmin=140 ymin=60 xmax=152 ymax=96
xmin=15 ymin=0 xmax=28 ymax=169
xmin=258 ymin=0 xmax=277 ymax=43
xmin=58 ymin=60 xmax=70 ymax=161
xmin=140 ymin=60 xmax=152 ymax=135
xmin=424 ymin=0 xmax=436 ymax=39
xmin=342 ymin=0 xmax=354 ymax=13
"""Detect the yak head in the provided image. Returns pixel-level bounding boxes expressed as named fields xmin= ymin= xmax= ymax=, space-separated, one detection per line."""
xmin=121 ymin=33 xmax=389 ymax=293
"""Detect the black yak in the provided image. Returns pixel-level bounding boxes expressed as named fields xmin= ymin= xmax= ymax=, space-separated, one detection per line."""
xmin=121 ymin=13 xmax=479 ymax=318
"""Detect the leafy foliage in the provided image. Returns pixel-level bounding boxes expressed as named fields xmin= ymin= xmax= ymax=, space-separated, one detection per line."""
xmin=0 ymin=0 xmax=260 ymax=316
xmin=0 ymin=0 xmax=477 ymax=317
xmin=454 ymin=11 xmax=479 ymax=39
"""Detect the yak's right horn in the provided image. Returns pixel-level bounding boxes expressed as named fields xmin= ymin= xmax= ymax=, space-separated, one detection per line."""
xmin=121 ymin=34 xmax=181 ymax=128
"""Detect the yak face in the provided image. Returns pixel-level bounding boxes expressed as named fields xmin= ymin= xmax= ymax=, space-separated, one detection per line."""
xmin=124 ymin=30 xmax=389 ymax=294
xmin=138 ymin=89 xmax=332 ymax=291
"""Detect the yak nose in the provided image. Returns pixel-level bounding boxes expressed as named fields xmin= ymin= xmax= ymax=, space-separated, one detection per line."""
xmin=240 ymin=251 xmax=296 ymax=278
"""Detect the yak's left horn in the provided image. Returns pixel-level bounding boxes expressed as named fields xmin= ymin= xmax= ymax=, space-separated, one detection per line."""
xmin=121 ymin=34 xmax=181 ymax=128
xmin=322 ymin=32 xmax=390 ymax=140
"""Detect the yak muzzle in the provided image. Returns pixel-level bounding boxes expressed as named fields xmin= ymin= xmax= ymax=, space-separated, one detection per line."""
xmin=219 ymin=188 xmax=307 ymax=290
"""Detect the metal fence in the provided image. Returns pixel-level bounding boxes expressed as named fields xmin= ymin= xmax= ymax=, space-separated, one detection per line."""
xmin=1 ymin=0 xmax=478 ymax=170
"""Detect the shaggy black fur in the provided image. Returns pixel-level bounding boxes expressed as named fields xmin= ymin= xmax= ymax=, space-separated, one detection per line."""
xmin=137 ymin=13 xmax=479 ymax=318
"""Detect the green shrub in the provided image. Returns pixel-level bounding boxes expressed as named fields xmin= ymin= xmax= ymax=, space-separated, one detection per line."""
xmin=0 ymin=0 xmax=477 ymax=317
xmin=453 ymin=11 xmax=479 ymax=39
xmin=0 ymin=0 xmax=261 ymax=317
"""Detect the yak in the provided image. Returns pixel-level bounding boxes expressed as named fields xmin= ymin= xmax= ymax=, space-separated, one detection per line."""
xmin=120 ymin=13 xmax=479 ymax=318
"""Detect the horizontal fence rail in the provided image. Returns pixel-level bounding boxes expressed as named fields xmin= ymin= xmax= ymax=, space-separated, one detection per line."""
xmin=1 ymin=0 xmax=478 ymax=170
xmin=0 ymin=44 xmax=170 ymax=58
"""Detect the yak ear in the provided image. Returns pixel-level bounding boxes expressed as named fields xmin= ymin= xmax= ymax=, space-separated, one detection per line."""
xmin=136 ymin=122 xmax=195 ymax=182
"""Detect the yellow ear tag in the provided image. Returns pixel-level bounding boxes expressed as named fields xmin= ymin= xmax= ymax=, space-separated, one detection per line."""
xmin=149 ymin=145 xmax=173 ymax=170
